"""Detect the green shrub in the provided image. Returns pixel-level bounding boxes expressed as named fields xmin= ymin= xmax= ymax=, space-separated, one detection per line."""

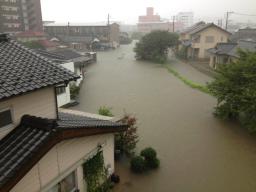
xmin=70 ymin=84 xmax=80 ymax=99
xmin=130 ymin=156 xmax=146 ymax=173
xmin=98 ymin=106 xmax=113 ymax=117
xmin=140 ymin=147 xmax=160 ymax=169
xmin=140 ymin=147 xmax=157 ymax=160
xmin=146 ymin=157 xmax=160 ymax=169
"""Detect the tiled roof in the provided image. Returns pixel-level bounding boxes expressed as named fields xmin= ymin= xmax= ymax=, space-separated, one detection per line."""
xmin=180 ymin=21 xmax=206 ymax=34
xmin=58 ymin=112 xmax=125 ymax=129
xmin=0 ymin=112 xmax=127 ymax=192
xmin=51 ymin=49 xmax=83 ymax=60
xmin=208 ymin=43 xmax=237 ymax=55
xmin=0 ymin=115 xmax=56 ymax=190
xmin=208 ymin=40 xmax=256 ymax=57
xmin=180 ymin=22 xmax=231 ymax=36
xmin=0 ymin=34 xmax=79 ymax=101
xmin=189 ymin=23 xmax=231 ymax=35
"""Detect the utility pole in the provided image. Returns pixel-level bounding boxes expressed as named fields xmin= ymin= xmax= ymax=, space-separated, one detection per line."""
xmin=107 ymin=14 xmax=110 ymax=46
xmin=172 ymin=16 xmax=175 ymax=32
xmin=107 ymin=14 xmax=110 ymax=26
xmin=225 ymin=11 xmax=233 ymax=30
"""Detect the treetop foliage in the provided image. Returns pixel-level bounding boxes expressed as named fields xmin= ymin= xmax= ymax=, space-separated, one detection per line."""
xmin=208 ymin=50 xmax=256 ymax=131
xmin=134 ymin=30 xmax=179 ymax=63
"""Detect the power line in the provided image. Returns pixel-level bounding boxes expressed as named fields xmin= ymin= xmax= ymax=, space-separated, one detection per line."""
xmin=233 ymin=12 xmax=256 ymax=17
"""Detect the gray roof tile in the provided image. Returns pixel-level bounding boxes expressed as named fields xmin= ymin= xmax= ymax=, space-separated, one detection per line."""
xmin=0 ymin=34 xmax=80 ymax=100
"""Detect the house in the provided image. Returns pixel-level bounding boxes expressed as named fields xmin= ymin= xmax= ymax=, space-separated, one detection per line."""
xmin=34 ymin=49 xmax=96 ymax=107
xmin=33 ymin=49 xmax=76 ymax=107
xmin=179 ymin=22 xmax=231 ymax=59
xmin=208 ymin=40 xmax=256 ymax=69
xmin=44 ymin=23 xmax=120 ymax=51
xmin=0 ymin=33 xmax=127 ymax=192
xmin=51 ymin=49 xmax=94 ymax=86
xmin=37 ymin=48 xmax=94 ymax=86
xmin=230 ymin=27 xmax=256 ymax=42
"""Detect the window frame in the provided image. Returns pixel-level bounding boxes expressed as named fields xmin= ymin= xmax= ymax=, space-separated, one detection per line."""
xmin=205 ymin=36 xmax=215 ymax=43
xmin=0 ymin=107 xmax=14 ymax=130
xmin=47 ymin=171 xmax=78 ymax=192
xmin=56 ymin=87 xmax=66 ymax=95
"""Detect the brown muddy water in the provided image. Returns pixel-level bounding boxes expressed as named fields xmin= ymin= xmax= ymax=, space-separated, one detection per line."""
xmin=73 ymin=42 xmax=256 ymax=192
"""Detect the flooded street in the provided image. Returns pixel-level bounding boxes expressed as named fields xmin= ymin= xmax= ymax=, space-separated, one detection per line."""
xmin=73 ymin=42 xmax=256 ymax=192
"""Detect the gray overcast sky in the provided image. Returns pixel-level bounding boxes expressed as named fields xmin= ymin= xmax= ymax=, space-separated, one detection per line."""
xmin=41 ymin=0 xmax=256 ymax=24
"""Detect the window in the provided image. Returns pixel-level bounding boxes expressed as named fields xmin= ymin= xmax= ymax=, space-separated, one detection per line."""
xmin=48 ymin=172 xmax=77 ymax=192
xmin=194 ymin=36 xmax=200 ymax=43
xmin=0 ymin=108 xmax=13 ymax=129
xmin=205 ymin=36 xmax=214 ymax=43
xmin=56 ymin=87 xmax=66 ymax=95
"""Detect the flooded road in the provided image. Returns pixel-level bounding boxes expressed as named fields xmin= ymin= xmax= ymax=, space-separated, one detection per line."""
xmin=74 ymin=42 xmax=256 ymax=192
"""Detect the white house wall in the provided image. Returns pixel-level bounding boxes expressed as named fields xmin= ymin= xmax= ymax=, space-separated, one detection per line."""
xmin=11 ymin=133 xmax=115 ymax=192
xmin=57 ymin=61 xmax=75 ymax=107
xmin=61 ymin=62 xmax=75 ymax=73
xmin=0 ymin=87 xmax=57 ymax=139
xmin=57 ymin=85 xmax=71 ymax=107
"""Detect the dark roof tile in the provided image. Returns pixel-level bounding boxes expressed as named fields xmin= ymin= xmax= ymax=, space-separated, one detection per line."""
xmin=0 ymin=34 xmax=80 ymax=101
xmin=0 ymin=112 xmax=127 ymax=191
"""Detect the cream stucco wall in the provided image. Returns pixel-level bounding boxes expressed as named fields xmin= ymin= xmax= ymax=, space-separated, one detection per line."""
xmin=0 ymin=87 xmax=57 ymax=139
xmin=191 ymin=26 xmax=230 ymax=58
xmin=11 ymin=134 xmax=115 ymax=192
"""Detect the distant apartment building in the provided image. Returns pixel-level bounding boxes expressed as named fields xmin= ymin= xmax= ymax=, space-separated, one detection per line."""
xmin=138 ymin=7 xmax=183 ymax=33
xmin=0 ymin=0 xmax=43 ymax=33
xmin=139 ymin=7 xmax=161 ymax=23
xmin=44 ymin=23 xmax=120 ymax=50
xmin=176 ymin=12 xmax=194 ymax=29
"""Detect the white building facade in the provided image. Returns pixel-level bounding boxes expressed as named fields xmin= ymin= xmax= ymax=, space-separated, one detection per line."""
xmin=177 ymin=12 xmax=194 ymax=29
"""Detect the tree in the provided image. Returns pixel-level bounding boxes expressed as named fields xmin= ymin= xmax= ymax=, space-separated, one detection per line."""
xmin=208 ymin=50 xmax=256 ymax=132
xmin=134 ymin=30 xmax=179 ymax=63
xmin=115 ymin=115 xmax=139 ymax=157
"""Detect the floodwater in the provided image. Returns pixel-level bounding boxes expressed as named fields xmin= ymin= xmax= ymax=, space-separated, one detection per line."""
xmin=73 ymin=42 xmax=256 ymax=192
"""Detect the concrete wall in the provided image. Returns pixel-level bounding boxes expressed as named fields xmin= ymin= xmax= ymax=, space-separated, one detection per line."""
xmin=11 ymin=134 xmax=115 ymax=192
xmin=0 ymin=87 xmax=57 ymax=139
xmin=192 ymin=26 xmax=230 ymax=58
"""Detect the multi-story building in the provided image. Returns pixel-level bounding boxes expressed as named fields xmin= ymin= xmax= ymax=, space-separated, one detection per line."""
xmin=138 ymin=7 xmax=161 ymax=23
xmin=176 ymin=12 xmax=194 ymax=29
xmin=44 ymin=23 xmax=120 ymax=50
xmin=138 ymin=7 xmax=183 ymax=33
xmin=0 ymin=0 xmax=43 ymax=33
